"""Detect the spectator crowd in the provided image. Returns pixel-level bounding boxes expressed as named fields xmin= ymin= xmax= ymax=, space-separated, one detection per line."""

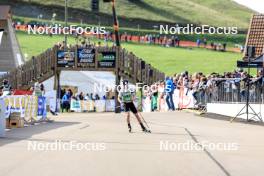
xmin=143 ymin=69 xmax=264 ymax=111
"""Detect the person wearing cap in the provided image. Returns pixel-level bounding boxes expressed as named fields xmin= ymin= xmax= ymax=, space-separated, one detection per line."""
xmin=118 ymin=80 xmax=150 ymax=133
xmin=0 ymin=79 xmax=12 ymax=96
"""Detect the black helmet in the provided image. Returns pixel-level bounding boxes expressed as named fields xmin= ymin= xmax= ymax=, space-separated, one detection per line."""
xmin=2 ymin=79 xmax=8 ymax=85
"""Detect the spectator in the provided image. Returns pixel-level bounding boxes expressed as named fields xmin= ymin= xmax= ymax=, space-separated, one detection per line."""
xmin=61 ymin=91 xmax=71 ymax=112
xmin=68 ymin=89 xmax=73 ymax=98
xmin=203 ymin=38 xmax=207 ymax=48
xmin=78 ymin=92 xmax=84 ymax=100
xmin=0 ymin=79 xmax=12 ymax=96
xmin=196 ymin=39 xmax=201 ymax=47
xmin=33 ymin=82 xmax=42 ymax=97
xmin=165 ymin=77 xmax=175 ymax=111
xmin=151 ymin=83 xmax=158 ymax=111
xmin=95 ymin=94 xmax=100 ymax=100
xmin=40 ymin=83 xmax=45 ymax=96
xmin=84 ymin=93 xmax=90 ymax=100
xmin=90 ymin=93 xmax=94 ymax=100
xmin=223 ymin=43 xmax=227 ymax=51
xmin=192 ymin=73 xmax=200 ymax=105
xmin=60 ymin=89 xmax=66 ymax=99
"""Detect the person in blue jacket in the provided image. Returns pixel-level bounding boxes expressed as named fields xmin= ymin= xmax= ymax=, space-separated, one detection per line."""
xmin=165 ymin=77 xmax=175 ymax=111
xmin=61 ymin=91 xmax=71 ymax=112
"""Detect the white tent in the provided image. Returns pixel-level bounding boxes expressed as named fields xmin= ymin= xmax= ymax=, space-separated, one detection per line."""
xmin=42 ymin=71 xmax=115 ymax=98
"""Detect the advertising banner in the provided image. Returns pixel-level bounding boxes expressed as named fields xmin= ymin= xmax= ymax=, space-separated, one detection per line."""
xmin=37 ymin=96 xmax=47 ymax=120
xmin=77 ymin=48 xmax=95 ymax=67
xmin=2 ymin=96 xmax=39 ymax=121
xmin=97 ymin=51 xmax=116 ymax=68
xmin=4 ymin=96 xmax=26 ymax=118
xmin=81 ymin=100 xmax=95 ymax=111
xmin=57 ymin=51 xmax=75 ymax=67
xmin=70 ymin=99 xmax=81 ymax=112
xmin=24 ymin=96 xmax=38 ymax=121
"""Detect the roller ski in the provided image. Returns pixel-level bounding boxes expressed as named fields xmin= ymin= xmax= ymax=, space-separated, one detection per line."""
xmin=140 ymin=122 xmax=151 ymax=133
xmin=142 ymin=127 xmax=151 ymax=133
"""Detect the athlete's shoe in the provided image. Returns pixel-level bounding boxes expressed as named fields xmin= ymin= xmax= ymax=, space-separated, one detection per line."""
xmin=128 ymin=124 xmax=132 ymax=133
xmin=129 ymin=127 xmax=132 ymax=133
xmin=142 ymin=128 xmax=151 ymax=133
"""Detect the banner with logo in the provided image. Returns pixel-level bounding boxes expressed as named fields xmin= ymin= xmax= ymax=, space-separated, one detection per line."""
xmin=77 ymin=48 xmax=95 ymax=67
xmin=97 ymin=51 xmax=116 ymax=68
xmin=57 ymin=51 xmax=75 ymax=67
xmin=81 ymin=100 xmax=95 ymax=111
xmin=4 ymin=96 xmax=26 ymax=118
xmin=70 ymin=100 xmax=108 ymax=112
xmin=2 ymin=96 xmax=47 ymax=121
xmin=37 ymin=96 xmax=47 ymax=120
xmin=24 ymin=96 xmax=38 ymax=121
xmin=70 ymin=99 xmax=81 ymax=112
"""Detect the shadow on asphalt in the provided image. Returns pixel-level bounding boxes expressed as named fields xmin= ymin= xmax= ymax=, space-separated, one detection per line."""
xmin=0 ymin=121 xmax=80 ymax=147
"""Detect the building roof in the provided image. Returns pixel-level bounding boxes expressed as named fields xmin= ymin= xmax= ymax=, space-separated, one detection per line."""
xmin=245 ymin=14 xmax=264 ymax=58
xmin=0 ymin=5 xmax=11 ymax=20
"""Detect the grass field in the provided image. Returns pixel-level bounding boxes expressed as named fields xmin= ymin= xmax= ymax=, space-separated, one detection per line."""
xmin=19 ymin=0 xmax=254 ymax=28
xmin=16 ymin=31 xmax=242 ymax=75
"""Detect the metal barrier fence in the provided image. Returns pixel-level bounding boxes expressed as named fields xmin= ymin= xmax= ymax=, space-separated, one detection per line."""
xmin=194 ymin=78 xmax=264 ymax=107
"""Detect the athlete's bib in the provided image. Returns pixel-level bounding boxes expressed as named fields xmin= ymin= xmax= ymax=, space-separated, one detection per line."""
xmin=122 ymin=92 xmax=133 ymax=103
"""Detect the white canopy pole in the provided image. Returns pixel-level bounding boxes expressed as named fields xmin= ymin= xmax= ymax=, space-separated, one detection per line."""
xmin=0 ymin=29 xmax=4 ymax=46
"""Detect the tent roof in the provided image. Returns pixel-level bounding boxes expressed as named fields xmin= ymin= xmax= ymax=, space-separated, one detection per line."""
xmin=244 ymin=14 xmax=264 ymax=58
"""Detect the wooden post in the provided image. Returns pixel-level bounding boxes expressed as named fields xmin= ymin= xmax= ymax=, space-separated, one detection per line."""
xmin=115 ymin=46 xmax=121 ymax=113
xmin=53 ymin=46 xmax=60 ymax=113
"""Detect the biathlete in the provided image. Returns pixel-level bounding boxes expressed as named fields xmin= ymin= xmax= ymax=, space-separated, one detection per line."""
xmin=118 ymin=80 xmax=151 ymax=133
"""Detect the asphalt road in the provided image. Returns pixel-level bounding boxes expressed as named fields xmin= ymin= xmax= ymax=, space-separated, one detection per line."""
xmin=0 ymin=111 xmax=264 ymax=176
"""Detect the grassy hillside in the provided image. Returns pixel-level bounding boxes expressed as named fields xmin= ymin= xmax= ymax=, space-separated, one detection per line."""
xmin=18 ymin=0 xmax=254 ymax=29
xmin=16 ymin=31 xmax=242 ymax=75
